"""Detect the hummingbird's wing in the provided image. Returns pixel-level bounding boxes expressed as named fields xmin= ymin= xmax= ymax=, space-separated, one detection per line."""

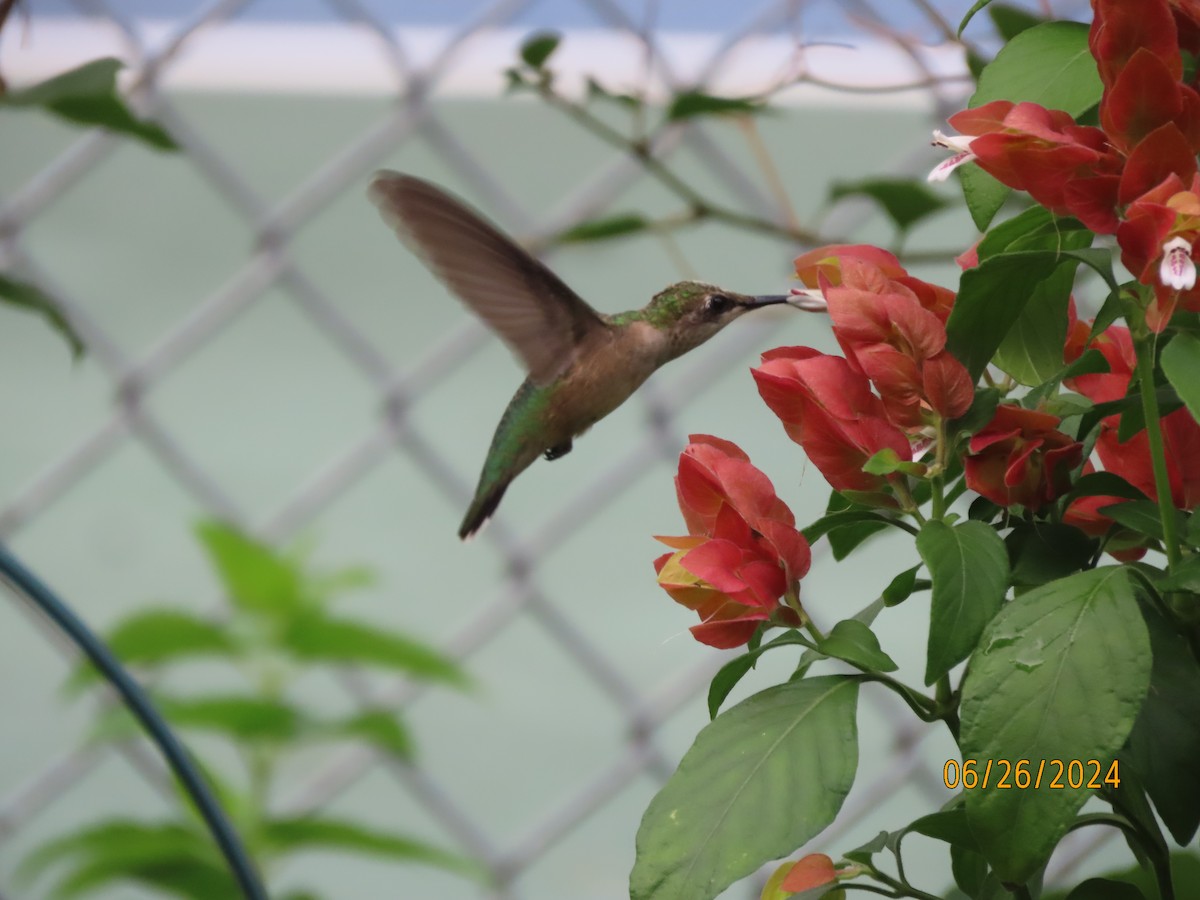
xmin=369 ymin=172 xmax=609 ymax=385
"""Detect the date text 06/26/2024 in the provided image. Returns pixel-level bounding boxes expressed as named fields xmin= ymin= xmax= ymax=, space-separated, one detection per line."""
xmin=943 ymin=758 xmax=1121 ymax=791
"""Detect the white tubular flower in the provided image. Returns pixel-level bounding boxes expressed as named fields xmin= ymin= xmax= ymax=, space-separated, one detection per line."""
xmin=787 ymin=288 xmax=828 ymax=313
xmin=927 ymin=130 xmax=978 ymax=183
xmin=1160 ymin=236 xmax=1197 ymax=291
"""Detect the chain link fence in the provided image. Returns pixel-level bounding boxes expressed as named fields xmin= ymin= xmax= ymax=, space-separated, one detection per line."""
xmin=0 ymin=1 xmax=1112 ymax=898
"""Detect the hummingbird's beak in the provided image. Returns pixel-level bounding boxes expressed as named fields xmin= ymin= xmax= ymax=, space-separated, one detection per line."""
xmin=749 ymin=290 xmax=828 ymax=313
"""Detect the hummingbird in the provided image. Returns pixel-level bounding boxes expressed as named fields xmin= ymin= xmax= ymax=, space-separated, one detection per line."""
xmin=369 ymin=172 xmax=793 ymax=539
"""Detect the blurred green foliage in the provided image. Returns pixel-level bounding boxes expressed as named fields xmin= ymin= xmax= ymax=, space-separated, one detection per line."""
xmin=20 ymin=521 xmax=481 ymax=899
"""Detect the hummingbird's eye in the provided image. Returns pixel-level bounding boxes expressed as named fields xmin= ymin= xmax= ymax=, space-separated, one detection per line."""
xmin=704 ymin=294 xmax=734 ymax=316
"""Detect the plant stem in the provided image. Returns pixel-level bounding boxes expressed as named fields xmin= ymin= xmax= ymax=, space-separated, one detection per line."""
xmin=930 ymin=420 xmax=949 ymax=520
xmin=869 ymin=867 xmax=943 ymax=900
xmin=534 ymin=82 xmax=825 ymax=244
xmin=802 ymin=615 xmax=826 ymax=644
xmin=892 ymin=480 xmax=927 ymax=525
xmin=1134 ymin=330 xmax=1182 ymax=571
xmin=935 ymin=674 xmax=960 ymax=739
xmin=840 ymin=885 xmax=902 ymax=898
xmin=859 ymin=672 xmax=939 ymax=721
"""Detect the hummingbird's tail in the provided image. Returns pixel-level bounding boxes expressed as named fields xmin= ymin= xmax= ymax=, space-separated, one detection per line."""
xmin=458 ymin=480 xmax=510 ymax=540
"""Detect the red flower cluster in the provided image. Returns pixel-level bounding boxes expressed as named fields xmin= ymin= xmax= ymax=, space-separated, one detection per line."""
xmin=931 ymin=0 xmax=1200 ymax=330
xmin=752 ymin=247 xmax=972 ymax=501
xmin=964 ymin=405 xmax=1083 ymax=511
xmin=654 ymin=436 xmax=812 ymax=649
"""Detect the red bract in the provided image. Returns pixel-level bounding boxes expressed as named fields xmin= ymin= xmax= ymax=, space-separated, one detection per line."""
xmin=752 ymin=347 xmax=913 ymax=501
xmin=1116 ymin=172 xmax=1200 ymax=330
xmin=964 ymin=405 xmax=1084 ymax=510
xmin=1063 ymin=297 xmax=1092 ymax=365
xmin=793 ymin=244 xmax=907 ymax=291
xmin=1101 ymin=49 xmax=1200 ymax=158
xmin=1091 ymin=0 xmax=1182 ymax=91
xmin=825 ymin=284 xmax=974 ymax=429
xmin=794 ymin=245 xmax=957 ymax=323
xmin=780 ymin=854 xmax=838 ymax=893
xmin=930 ymin=101 xmax=1123 ymax=233
xmin=654 ymin=436 xmax=811 ymax=649
xmin=1070 ymin=325 xmax=1200 ymax=507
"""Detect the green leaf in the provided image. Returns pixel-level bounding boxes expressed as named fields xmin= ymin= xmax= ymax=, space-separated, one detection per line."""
xmin=862 ymin=448 xmax=925 ymax=477
xmin=1076 ymin=385 xmax=1182 ymax=443
xmin=1065 ymin=880 xmax=1146 ymax=900
xmin=1099 ymin=758 xmax=1171 ymax=880
xmin=0 ymin=274 xmax=85 ymax=358
xmin=1159 ymin=554 xmax=1200 ymax=592
xmin=829 ymin=178 xmax=949 ymax=233
xmin=1099 ymin=499 xmax=1186 ymax=543
xmin=519 ymin=32 xmax=561 ymax=69
xmin=164 ymin=695 xmax=303 ymax=740
xmin=196 ymin=521 xmax=305 ymax=617
xmin=843 ymin=830 xmax=888 ymax=865
xmin=92 ymin=694 xmax=303 ymax=744
xmin=960 ymin=567 xmax=1151 ymax=883
xmin=905 ymin=807 xmax=1002 ymax=898
xmin=949 ymin=387 xmax=1001 ymax=440
xmin=959 ymin=166 xmax=1011 ymax=232
xmin=952 ymin=845 xmax=999 ymax=899
xmin=18 ymin=820 xmax=229 ymax=899
xmin=971 ymin=22 xmax=1102 ymax=117
xmin=1062 ymin=471 xmax=1147 ymax=505
xmin=817 ymin=619 xmax=896 ymax=673
xmin=802 ymin=509 xmax=913 ymax=545
xmin=3 ymin=58 xmax=177 ymax=150
xmin=946 ymin=251 xmax=1063 ymax=381
xmin=283 ymin=614 xmax=467 ymax=687
xmin=988 ymin=4 xmax=1045 ymax=41
xmin=827 ymin=520 xmax=890 ymax=560
xmin=707 ymin=632 xmax=810 ymax=719
xmin=68 ymin=609 xmax=234 ymax=691
xmin=993 ymin=241 xmax=1089 ymax=386
xmin=882 ymin=565 xmax=922 ymax=607
xmin=975 ymin=206 xmax=1055 ymax=259
xmin=917 ymin=520 xmax=1010 ymax=685
xmin=907 ymin=805 xmax=979 ymax=851
xmin=261 ymin=817 xmax=483 ymax=879
xmin=793 ymin=599 xmax=886 ymax=680
xmin=1040 ymin=852 xmax=1200 ymax=900
xmin=1124 ymin=597 xmax=1200 ymax=844
xmin=326 ymin=710 xmax=414 ymax=760
xmin=631 ymin=676 xmax=859 ymax=900
xmin=807 ymin=493 xmax=915 ymax=560
xmin=1006 ymin=523 xmax=1095 ymax=587
xmin=310 ymin=564 xmax=376 ymax=601
xmin=61 ymin=859 xmax=235 ymax=900
xmin=666 ymin=91 xmax=764 ymax=121
xmin=1066 ymin=247 xmax=1122 ymax=301
xmin=1161 ymin=332 xmax=1200 ymax=423
xmin=586 ymin=77 xmax=641 ymax=109
xmin=19 ymin=820 xmax=206 ymax=881
xmin=557 ymin=213 xmax=649 ymax=243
